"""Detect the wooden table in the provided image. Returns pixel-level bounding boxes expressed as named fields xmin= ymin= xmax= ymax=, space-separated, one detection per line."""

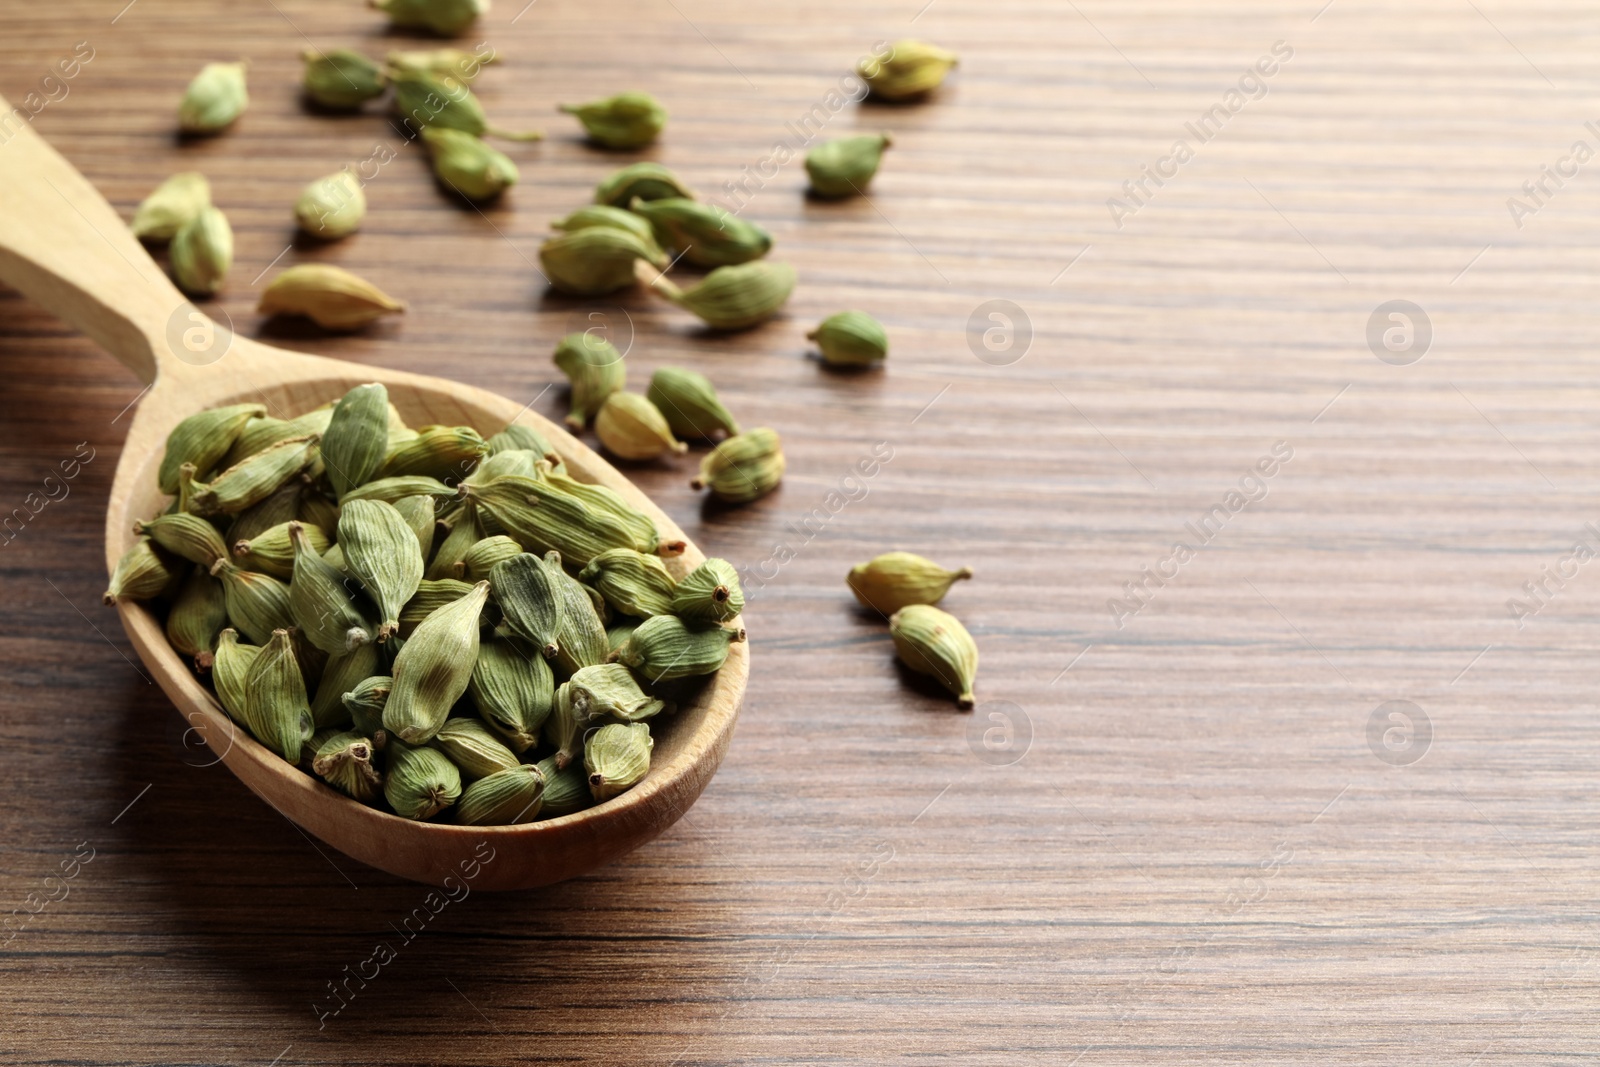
xmin=3 ymin=0 xmax=1596 ymax=1061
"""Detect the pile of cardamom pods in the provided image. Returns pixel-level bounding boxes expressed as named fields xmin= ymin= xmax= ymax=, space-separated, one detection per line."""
xmin=103 ymin=383 xmax=746 ymax=824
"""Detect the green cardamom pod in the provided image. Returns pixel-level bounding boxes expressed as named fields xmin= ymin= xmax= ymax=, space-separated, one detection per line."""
xmin=671 ymin=557 xmax=745 ymax=623
xmin=691 ymin=427 xmax=785 ymax=503
xmin=455 ymin=535 xmax=522 ymax=581
xmin=584 ymin=721 xmax=653 ymax=802
xmin=545 ymin=551 xmax=611 ymax=675
xmin=103 ymin=537 xmax=178 ymax=605
xmin=338 ymin=500 xmax=425 ymax=641
xmin=420 ymin=126 xmax=519 ymax=201
xmin=209 ymin=558 xmax=296 ymax=644
xmin=131 ymin=172 xmax=211 ymax=241
xmin=379 ymin=425 xmax=487 ymax=482
xmin=372 ymin=0 xmax=486 ymax=36
xmin=544 ymin=682 xmax=581 ymax=768
xmin=391 ymin=494 xmax=438 ymax=559
xmin=233 ymin=520 xmax=329 ymax=581
xmin=465 ymin=448 xmax=540 ymax=489
xmin=647 ymin=366 xmax=740 ymax=440
xmin=487 ymin=422 xmax=558 ymax=461
xmin=302 ymin=48 xmax=386 ymax=110
xmin=550 ymin=204 xmax=659 ymax=248
xmin=539 ymin=227 xmax=665 ymax=297
xmin=341 ymin=673 xmax=392 ymax=736
xmin=808 ymin=310 xmax=888 ymax=366
xmin=258 ymin=264 xmax=406 ymax=330
xmin=170 ymin=205 xmax=233 ymax=297
xmin=311 ymin=729 xmax=383 ymax=801
xmin=605 ymin=620 xmax=637 ymax=654
xmin=594 ymin=392 xmax=686 ymax=461
xmin=178 ymin=60 xmax=248 ymax=134
xmin=384 ymin=740 xmax=462 ymax=820
xmin=647 ymin=260 xmax=795 ymax=330
xmin=424 ymin=509 xmax=484 ymax=581
xmin=295 ymin=169 xmax=366 ymax=239
xmin=488 ymin=552 xmax=562 ymax=658
xmin=534 ymin=755 xmax=591 ymax=817
xmin=629 ymin=197 xmax=771 ymax=267
xmin=158 ymin=403 xmax=264 ymax=495
xmin=858 ymin=40 xmax=958 ymax=100
xmin=243 ymin=629 xmax=314 ymax=762
xmin=166 ymin=567 xmax=227 ymax=672
xmin=849 ymin=552 xmax=971 ymax=615
xmin=470 ymin=636 xmax=554 ymax=751
xmin=320 ymin=383 xmax=390 ymax=500
xmin=134 ymin=512 xmax=228 ymax=568
xmin=888 ymin=604 xmax=977 ymax=708
xmin=310 ymin=641 xmax=380 ymax=730
xmin=432 ymin=716 xmax=519 ymax=779
xmin=457 ymin=762 xmax=545 ymax=825
xmin=190 ymin=434 xmax=319 ymax=516
xmin=552 ymin=333 xmax=626 ymax=431
xmin=559 ymin=91 xmax=666 ymax=148
xmin=212 ymin=628 xmax=259 ymax=725
xmin=594 ymin=162 xmax=695 ymax=206
xmin=578 ymin=548 xmax=677 ymax=617
xmin=804 ymin=134 xmax=892 ymax=198
xmin=612 ymin=614 xmax=744 ymax=682
xmin=288 ymin=521 xmax=377 ymax=654
xmin=465 ymin=475 xmax=640 ymax=568
xmin=224 ymin=480 xmax=302 ymax=545
xmin=539 ymin=464 xmax=686 ymax=558
xmin=384 ymin=580 xmax=489 ymax=743
xmin=568 ymin=662 xmax=665 ymax=724
xmin=340 ymin=474 xmax=459 ymax=506
xmin=391 ymin=69 xmax=541 ymax=141
xmin=387 ymin=47 xmax=496 ymax=82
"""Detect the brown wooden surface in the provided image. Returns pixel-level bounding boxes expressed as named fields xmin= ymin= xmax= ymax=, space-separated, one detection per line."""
xmin=3 ymin=0 xmax=1597 ymax=1061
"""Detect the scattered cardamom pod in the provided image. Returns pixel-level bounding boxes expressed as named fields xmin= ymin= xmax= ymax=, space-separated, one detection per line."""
xmin=158 ymin=403 xmax=264 ymax=494
xmin=209 ymin=558 xmax=296 ymax=644
xmin=419 ymin=127 xmax=518 ymax=201
xmin=190 ymin=435 xmax=319 ymax=516
xmin=288 ymin=520 xmax=377 ymax=654
xmin=311 ymin=730 xmax=383 ymax=801
xmin=858 ymin=40 xmax=958 ymax=100
xmin=888 ymin=604 xmax=977 ymax=708
xmin=433 ymin=716 xmax=520 ymax=779
xmin=341 ymin=673 xmax=392 ymax=736
xmin=134 ymin=512 xmax=228 ymax=568
xmin=646 ymin=260 xmax=795 ymax=330
xmin=568 ymin=662 xmax=665 ymax=724
xmin=849 ymin=552 xmax=971 ymax=615
xmin=338 ymin=500 xmax=425 ymax=641
xmin=629 ymin=197 xmax=771 ymax=268
xmin=534 ymin=755 xmax=591 ymax=816
xmin=594 ymin=162 xmax=695 ymax=206
xmin=595 ymin=392 xmax=686 ymax=461
xmin=805 ymin=133 xmax=892 ymax=198
xmin=295 ymin=169 xmax=366 ymax=239
xmin=258 ymin=264 xmax=405 ymax=330
xmin=372 ymin=0 xmax=486 ymax=36
xmin=552 ymin=332 xmax=626 ymax=431
xmin=540 ymin=226 xmax=666 ymax=297
xmin=550 ymin=204 xmax=660 ymax=249
xmin=578 ymin=548 xmax=677 ymax=617
xmin=387 ymin=47 xmax=496 ymax=82
xmin=379 ymin=425 xmax=487 ymax=481
xmin=584 ymin=722 xmax=653 ymax=802
xmin=384 ymin=580 xmax=489 ymax=743
xmin=691 ymin=427 xmax=785 ymax=503
xmin=647 ymin=366 xmax=739 ymax=440
xmin=384 ymin=740 xmax=462 ymax=820
xmin=457 ymin=762 xmax=545 ymax=825
xmin=311 ymin=642 xmax=380 ymax=729
xmin=470 ymin=635 xmax=554 ymax=751
xmin=131 ymin=172 xmax=211 ymax=241
xmin=104 ymin=537 xmax=178 ymax=606
xmin=233 ymin=521 xmax=329 ymax=581
xmin=244 ymin=629 xmax=315 ymax=762
xmin=808 ymin=310 xmax=888 ymax=366
xmin=212 ymin=628 xmax=260 ymax=725
xmin=559 ymin=91 xmax=667 ymax=148
xmin=612 ymin=614 xmax=744 ymax=682
xmin=672 ymin=557 xmax=744 ymax=623
xmin=392 ymin=69 xmax=541 ymax=141
xmin=166 ymin=567 xmax=228 ymax=672
xmin=301 ymin=48 xmax=387 ymax=110
xmin=178 ymin=60 xmax=248 ymax=134
xmin=170 ymin=205 xmax=233 ymax=297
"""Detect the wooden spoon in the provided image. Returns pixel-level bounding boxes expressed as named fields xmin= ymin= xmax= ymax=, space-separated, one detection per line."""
xmin=0 ymin=103 xmax=745 ymax=890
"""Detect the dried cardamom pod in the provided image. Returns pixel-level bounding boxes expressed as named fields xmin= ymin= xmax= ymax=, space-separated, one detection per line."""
xmin=594 ymin=393 xmax=685 ymax=461
xmin=538 ymin=464 xmax=685 ymax=557
xmin=671 ymin=557 xmax=744 ymax=623
xmin=384 ymin=580 xmax=489 ymax=743
xmin=559 ymin=91 xmax=666 ymax=148
xmin=134 ymin=512 xmax=228 ymax=568
xmin=244 ymin=629 xmax=314 ymax=762
xmin=209 ymin=558 xmax=296 ymax=644
xmin=131 ymin=172 xmax=211 ymax=241
xmin=888 ymin=604 xmax=977 ymax=708
xmin=391 ymin=494 xmax=438 ymax=559
xmin=455 ymin=535 xmax=522 ymax=581
xmin=647 ymin=260 xmax=795 ymax=330
xmin=191 ymin=435 xmax=318 ymax=516
xmin=584 ymin=721 xmax=653 ymax=802
xmin=379 ymin=425 xmax=487 ymax=481
xmin=545 ymin=551 xmax=611 ymax=675
xmin=534 ymin=755 xmax=590 ymax=817
xmin=233 ymin=520 xmax=328 ymax=581
xmin=103 ymin=537 xmax=178 ymax=605
xmin=540 ymin=227 xmax=666 ymax=297
xmin=391 ymin=70 xmax=541 ymax=141
xmin=320 ymin=383 xmax=390 ymax=500
xmin=465 ymin=474 xmax=639 ymax=567
xmin=384 ymin=740 xmax=461 ymax=820
xmin=170 ymin=205 xmax=233 ymax=297
xmin=212 ymin=628 xmax=259 ymax=724
xmin=424 ymin=508 xmax=484 ymax=581
xmin=387 ymin=47 xmax=496 ymax=82
xmin=647 ymin=366 xmax=739 ymax=440
xmin=544 ymin=682 xmax=581 ymax=768
xmin=432 ymin=717 xmax=519 ymax=779
xmin=629 ymin=197 xmax=771 ymax=268
xmin=593 ymin=162 xmax=695 ymax=206
xmin=487 ymin=422 xmax=558 ymax=461
xmin=224 ymin=480 xmax=301 ymax=545
xmin=456 ymin=763 xmax=544 ymax=825
xmin=341 ymin=475 xmax=459 ymax=506
xmin=338 ymin=500 xmax=425 ymax=641
xmin=178 ymin=60 xmax=248 ymax=134
xmin=258 ymin=264 xmax=405 ymax=330
xmin=342 ymin=673 xmax=392 ymax=736
xmin=489 ymin=552 xmax=562 ymax=658
xmin=166 ymin=567 xmax=227 ymax=671
xmin=805 ymin=134 xmax=892 ymax=198
xmin=612 ymin=614 xmax=744 ymax=682
xmin=465 ymin=448 xmax=540 ymax=489
xmin=578 ymin=548 xmax=677 ymax=617
xmin=288 ymin=521 xmax=377 ymax=654
xmin=158 ymin=403 xmax=264 ymax=494
xmin=420 ymin=126 xmax=519 ymax=201
xmin=311 ymin=729 xmax=383 ymax=801
xmin=849 ymin=552 xmax=971 ymax=615
xmin=470 ymin=636 xmax=554 ymax=751
xmin=858 ymin=40 xmax=958 ymax=100
xmin=372 ymin=0 xmax=486 ymax=37
xmin=568 ymin=662 xmax=665 ymax=724
xmin=808 ymin=310 xmax=888 ymax=366
xmin=550 ymin=204 xmax=659 ymax=248
xmin=301 ymin=48 xmax=387 ymax=109
xmin=691 ymin=427 xmax=785 ymax=503
xmin=222 ymin=406 xmax=334 ymax=469
xmin=552 ymin=333 xmax=626 ymax=431
xmin=605 ymin=620 xmax=637 ymax=654
xmin=295 ymin=169 xmax=366 ymax=239
xmin=310 ymin=641 xmax=380 ymax=730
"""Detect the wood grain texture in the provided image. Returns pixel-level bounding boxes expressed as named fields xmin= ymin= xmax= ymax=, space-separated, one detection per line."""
xmin=2 ymin=0 xmax=1598 ymax=1061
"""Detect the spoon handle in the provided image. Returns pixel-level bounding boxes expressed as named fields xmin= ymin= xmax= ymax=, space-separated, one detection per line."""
xmin=0 ymin=96 xmax=190 ymax=385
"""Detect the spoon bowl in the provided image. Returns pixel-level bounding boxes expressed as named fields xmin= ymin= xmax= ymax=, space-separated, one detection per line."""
xmin=0 ymin=100 xmax=745 ymax=890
